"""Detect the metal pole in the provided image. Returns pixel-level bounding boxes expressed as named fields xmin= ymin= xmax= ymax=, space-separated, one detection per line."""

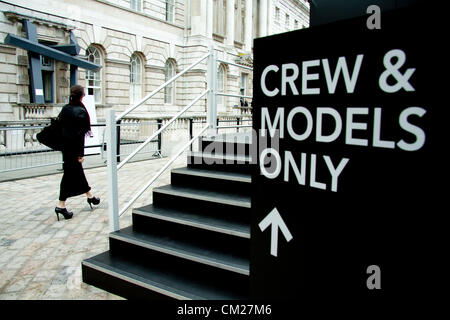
xmin=189 ymin=118 xmax=193 ymax=151
xmin=157 ymin=118 xmax=162 ymax=154
xmin=106 ymin=109 xmax=119 ymax=232
xmin=207 ymin=46 xmax=217 ymax=137
xmin=116 ymin=119 xmax=121 ymax=163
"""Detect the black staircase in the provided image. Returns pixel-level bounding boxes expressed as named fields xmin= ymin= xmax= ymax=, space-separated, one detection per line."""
xmin=82 ymin=133 xmax=252 ymax=300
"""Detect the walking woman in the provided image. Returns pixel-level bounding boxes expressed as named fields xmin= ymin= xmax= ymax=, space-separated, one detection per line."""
xmin=55 ymin=85 xmax=100 ymax=221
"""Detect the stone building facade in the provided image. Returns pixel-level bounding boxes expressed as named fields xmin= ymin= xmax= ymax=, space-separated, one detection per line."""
xmin=0 ymin=0 xmax=310 ymax=122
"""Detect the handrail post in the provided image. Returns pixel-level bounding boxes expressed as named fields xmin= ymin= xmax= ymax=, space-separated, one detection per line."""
xmin=207 ymin=46 xmax=217 ymax=137
xmin=106 ymin=109 xmax=119 ymax=232
xmin=157 ymin=118 xmax=162 ymax=155
xmin=116 ymin=119 xmax=121 ymax=163
xmin=189 ymin=117 xmax=193 ymax=151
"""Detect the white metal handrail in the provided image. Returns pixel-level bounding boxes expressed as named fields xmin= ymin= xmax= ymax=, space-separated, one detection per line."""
xmin=117 ymin=89 xmax=209 ymax=170
xmin=118 ymin=124 xmax=210 ymax=217
xmin=106 ymin=47 xmax=254 ymax=232
xmin=217 ymin=92 xmax=252 ymax=99
xmin=217 ymin=125 xmax=252 ymax=129
xmin=116 ymin=52 xmax=211 ymax=122
xmin=217 ymin=59 xmax=253 ymax=71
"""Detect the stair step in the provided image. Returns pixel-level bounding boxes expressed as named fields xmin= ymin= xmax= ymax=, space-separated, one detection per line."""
xmin=82 ymin=251 xmax=247 ymax=300
xmin=188 ymin=151 xmax=253 ymax=163
xmin=187 ymin=151 xmax=254 ymax=174
xmin=133 ymin=204 xmax=250 ymax=238
xmin=199 ymin=138 xmax=252 ymax=157
xmin=82 ymin=131 xmax=254 ymax=300
xmin=153 ymin=185 xmax=251 ymax=208
xmin=170 ymin=167 xmax=251 ymax=195
xmin=171 ymin=167 xmax=251 ymax=184
xmin=201 ymin=132 xmax=252 ymax=144
xmin=110 ymin=226 xmax=249 ymax=275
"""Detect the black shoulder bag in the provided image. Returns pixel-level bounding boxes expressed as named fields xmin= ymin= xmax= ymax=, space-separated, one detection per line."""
xmin=37 ymin=117 xmax=63 ymax=151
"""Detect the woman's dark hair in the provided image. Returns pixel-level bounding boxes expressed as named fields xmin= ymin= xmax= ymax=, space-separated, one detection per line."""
xmin=69 ymin=85 xmax=85 ymax=103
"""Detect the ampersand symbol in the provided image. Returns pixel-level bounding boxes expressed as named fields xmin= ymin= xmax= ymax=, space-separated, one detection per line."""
xmin=379 ymin=49 xmax=416 ymax=93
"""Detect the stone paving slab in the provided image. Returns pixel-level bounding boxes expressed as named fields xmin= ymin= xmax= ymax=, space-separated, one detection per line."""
xmin=0 ymin=155 xmax=187 ymax=300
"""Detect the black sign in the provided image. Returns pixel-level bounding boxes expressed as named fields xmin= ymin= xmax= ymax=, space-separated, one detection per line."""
xmin=309 ymin=0 xmax=422 ymax=27
xmin=251 ymin=5 xmax=445 ymax=302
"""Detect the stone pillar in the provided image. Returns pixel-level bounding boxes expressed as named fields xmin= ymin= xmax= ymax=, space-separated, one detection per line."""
xmin=259 ymin=0 xmax=268 ymax=37
xmin=267 ymin=0 xmax=273 ymax=36
xmin=191 ymin=0 xmax=208 ymax=36
xmin=207 ymin=0 xmax=213 ymax=38
xmin=244 ymin=0 xmax=253 ymax=51
xmin=226 ymin=0 xmax=235 ymax=46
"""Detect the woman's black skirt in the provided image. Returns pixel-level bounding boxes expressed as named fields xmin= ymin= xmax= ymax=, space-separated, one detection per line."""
xmin=59 ymin=153 xmax=91 ymax=201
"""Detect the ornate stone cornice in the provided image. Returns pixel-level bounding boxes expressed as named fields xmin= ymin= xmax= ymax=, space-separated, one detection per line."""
xmin=4 ymin=11 xmax=75 ymax=31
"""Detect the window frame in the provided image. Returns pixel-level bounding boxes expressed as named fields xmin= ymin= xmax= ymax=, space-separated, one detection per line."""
xmin=86 ymin=45 xmax=103 ymax=104
xmin=166 ymin=0 xmax=175 ymax=23
xmin=164 ymin=59 xmax=175 ymax=105
xmin=40 ymin=55 xmax=54 ymax=103
xmin=217 ymin=63 xmax=226 ymax=108
xmin=213 ymin=0 xmax=226 ymax=37
xmin=240 ymin=72 xmax=248 ymax=106
xmin=130 ymin=0 xmax=143 ymax=12
xmin=275 ymin=7 xmax=280 ymax=23
xmin=130 ymin=53 xmax=143 ymax=105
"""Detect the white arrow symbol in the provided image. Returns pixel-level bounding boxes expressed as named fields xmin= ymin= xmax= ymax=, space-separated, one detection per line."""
xmin=258 ymin=207 xmax=293 ymax=257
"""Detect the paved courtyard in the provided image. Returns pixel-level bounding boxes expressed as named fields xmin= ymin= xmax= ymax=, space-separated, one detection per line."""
xmin=0 ymin=155 xmax=186 ymax=300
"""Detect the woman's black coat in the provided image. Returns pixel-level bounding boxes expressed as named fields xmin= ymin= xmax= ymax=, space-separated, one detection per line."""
xmin=59 ymin=102 xmax=91 ymax=157
xmin=57 ymin=101 xmax=92 ymax=201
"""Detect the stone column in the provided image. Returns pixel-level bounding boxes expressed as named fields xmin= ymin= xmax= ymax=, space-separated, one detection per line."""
xmin=191 ymin=0 xmax=207 ymax=36
xmin=226 ymin=0 xmax=235 ymax=46
xmin=244 ymin=0 xmax=253 ymax=51
xmin=267 ymin=0 xmax=273 ymax=36
xmin=207 ymin=0 xmax=213 ymax=38
xmin=259 ymin=0 xmax=268 ymax=37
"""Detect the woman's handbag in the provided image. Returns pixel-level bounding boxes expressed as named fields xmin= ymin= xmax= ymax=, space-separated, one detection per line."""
xmin=37 ymin=117 xmax=63 ymax=151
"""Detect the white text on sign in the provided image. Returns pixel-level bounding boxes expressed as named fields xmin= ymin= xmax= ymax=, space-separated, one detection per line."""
xmin=259 ymin=49 xmax=425 ymax=193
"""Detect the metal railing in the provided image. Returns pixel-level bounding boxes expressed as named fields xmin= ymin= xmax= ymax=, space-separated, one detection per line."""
xmin=105 ymin=46 xmax=253 ymax=232
xmin=0 ymin=121 xmax=162 ymax=177
xmin=106 ymin=51 xmax=212 ymax=231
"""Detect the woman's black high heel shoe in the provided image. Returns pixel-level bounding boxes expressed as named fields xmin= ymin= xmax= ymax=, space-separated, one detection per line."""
xmin=87 ymin=196 xmax=100 ymax=209
xmin=55 ymin=207 xmax=73 ymax=221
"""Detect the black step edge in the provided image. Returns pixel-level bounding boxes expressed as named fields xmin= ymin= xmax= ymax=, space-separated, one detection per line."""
xmin=133 ymin=205 xmax=250 ymax=239
xmin=152 ymin=185 xmax=251 ymax=209
xmin=187 ymin=151 xmax=254 ymax=164
xmin=171 ymin=167 xmax=251 ymax=184
xmin=82 ymin=251 xmax=247 ymax=300
xmin=82 ymin=253 xmax=197 ymax=300
xmin=109 ymin=226 xmax=249 ymax=275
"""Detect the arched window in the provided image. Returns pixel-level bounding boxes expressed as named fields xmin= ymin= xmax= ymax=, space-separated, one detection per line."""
xmin=86 ymin=46 xmax=102 ymax=103
xmin=217 ymin=64 xmax=226 ymax=107
xmin=130 ymin=53 xmax=142 ymax=105
xmin=164 ymin=59 xmax=175 ymax=104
